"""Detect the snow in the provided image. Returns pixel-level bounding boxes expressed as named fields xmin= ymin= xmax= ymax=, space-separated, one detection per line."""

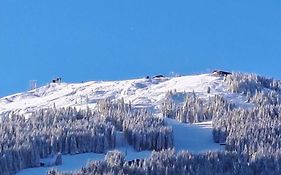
xmin=40 ymin=153 xmax=61 ymax=167
xmin=165 ymin=118 xmax=224 ymax=153
xmin=2 ymin=73 xmax=247 ymax=175
xmin=16 ymin=153 xmax=105 ymax=175
xmin=0 ymin=74 xmax=230 ymax=116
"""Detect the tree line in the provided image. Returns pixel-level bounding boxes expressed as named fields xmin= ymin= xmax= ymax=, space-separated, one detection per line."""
xmin=48 ymin=149 xmax=281 ymax=175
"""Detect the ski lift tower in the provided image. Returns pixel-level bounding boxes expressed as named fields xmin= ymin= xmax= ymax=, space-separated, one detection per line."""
xmin=29 ymin=80 xmax=37 ymax=90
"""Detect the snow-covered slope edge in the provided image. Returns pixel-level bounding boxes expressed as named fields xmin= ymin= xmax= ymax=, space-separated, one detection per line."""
xmin=0 ymin=73 xmax=246 ymax=117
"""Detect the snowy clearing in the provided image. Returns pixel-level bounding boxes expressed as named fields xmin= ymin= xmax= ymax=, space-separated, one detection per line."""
xmin=16 ymin=153 xmax=105 ymax=175
xmin=165 ymin=118 xmax=224 ymax=153
xmin=16 ymin=132 xmax=151 ymax=175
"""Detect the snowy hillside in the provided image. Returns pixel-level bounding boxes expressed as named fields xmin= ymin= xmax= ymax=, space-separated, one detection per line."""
xmin=1 ymin=73 xmax=260 ymax=175
xmin=0 ymin=73 xmax=242 ymax=117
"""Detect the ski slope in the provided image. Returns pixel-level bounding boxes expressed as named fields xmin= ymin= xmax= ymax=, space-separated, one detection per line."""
xmin=0 ymin=73 xmax=243 ymax=116
xmin=0 ymin=73 xmax=248 ymax=175
xmin=166 ymin=118 xmax=224 ymax=153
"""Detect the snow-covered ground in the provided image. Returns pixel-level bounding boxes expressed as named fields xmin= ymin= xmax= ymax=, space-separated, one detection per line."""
xmin=0 ymin=74 xmax=234 ymax=116
xmin=16 ymin=153 xmax=105 ymax=175
xmin=0 ymin=73 xmax=246 ymax=175
xmin=166 ymin=118 xmax=224 ymax=153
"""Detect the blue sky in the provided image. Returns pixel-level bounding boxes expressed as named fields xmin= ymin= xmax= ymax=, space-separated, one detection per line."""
xmin=0 ymin=1 xmax=281 ymax=97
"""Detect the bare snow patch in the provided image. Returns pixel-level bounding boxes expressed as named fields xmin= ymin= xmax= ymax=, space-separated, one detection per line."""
xmin=165 ymin=118 xmax=224 ymax=153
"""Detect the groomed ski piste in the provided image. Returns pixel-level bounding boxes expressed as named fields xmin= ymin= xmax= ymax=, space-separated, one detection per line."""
xmin=0 ymin=73 xmax=248 ymax=174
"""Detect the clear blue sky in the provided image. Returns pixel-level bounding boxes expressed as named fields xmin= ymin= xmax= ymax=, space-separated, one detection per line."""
xmin=0 ymin=1 xmax=281 ymax=97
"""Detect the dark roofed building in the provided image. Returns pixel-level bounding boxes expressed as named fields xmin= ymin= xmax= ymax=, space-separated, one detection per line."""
xmin=212 ymin=70 xmax=232 ymax=77
xmin=153 ymin=75 xmax=164 ymax=79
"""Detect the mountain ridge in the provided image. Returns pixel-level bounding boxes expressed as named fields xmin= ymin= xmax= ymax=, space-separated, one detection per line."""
xmin=0 ymin=73 xmax=237 ymax=117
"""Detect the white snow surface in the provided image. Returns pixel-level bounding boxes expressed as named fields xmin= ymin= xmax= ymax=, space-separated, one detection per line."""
xmin=17 ymin=153 xmax=105 ymax=175
xmin=166 ymin=118 xmax=224 ymax=153
xmin=0 ymin=73 xmax=244 ymax=116
xmin=2 ymin=73 xmax=247 ymax=175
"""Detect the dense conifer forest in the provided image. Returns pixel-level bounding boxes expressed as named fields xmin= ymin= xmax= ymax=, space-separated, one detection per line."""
xmin=0 ymin=99 xmax=171 ymax=175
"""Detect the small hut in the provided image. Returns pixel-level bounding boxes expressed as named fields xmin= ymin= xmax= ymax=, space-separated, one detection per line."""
xmin=153 ymin=75 xmax=164 ymax=79
xmin=212 ymin=70 xmax=232 ymax=77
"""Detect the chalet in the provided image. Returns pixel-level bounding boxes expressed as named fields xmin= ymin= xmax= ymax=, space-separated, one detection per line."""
xmin=212 ymin=70 xmax=232 ymax=77
xmin=153 ymin=75 xmax=164 ymax=79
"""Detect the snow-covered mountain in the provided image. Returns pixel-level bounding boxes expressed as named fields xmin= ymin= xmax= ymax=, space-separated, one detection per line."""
xmin=1 ymin=73 xmax=257 ymax=175
xmin=0 ymin=73 xmax=246 ymax=117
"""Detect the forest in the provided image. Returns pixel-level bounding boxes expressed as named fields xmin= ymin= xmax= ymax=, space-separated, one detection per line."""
xmin=49 ymin=73 xmax=281 ymax=175
xmin=1 ymin=72 xmax=281 ymax=175
xmin=0 ymin=98 xmax=172 ymax=175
